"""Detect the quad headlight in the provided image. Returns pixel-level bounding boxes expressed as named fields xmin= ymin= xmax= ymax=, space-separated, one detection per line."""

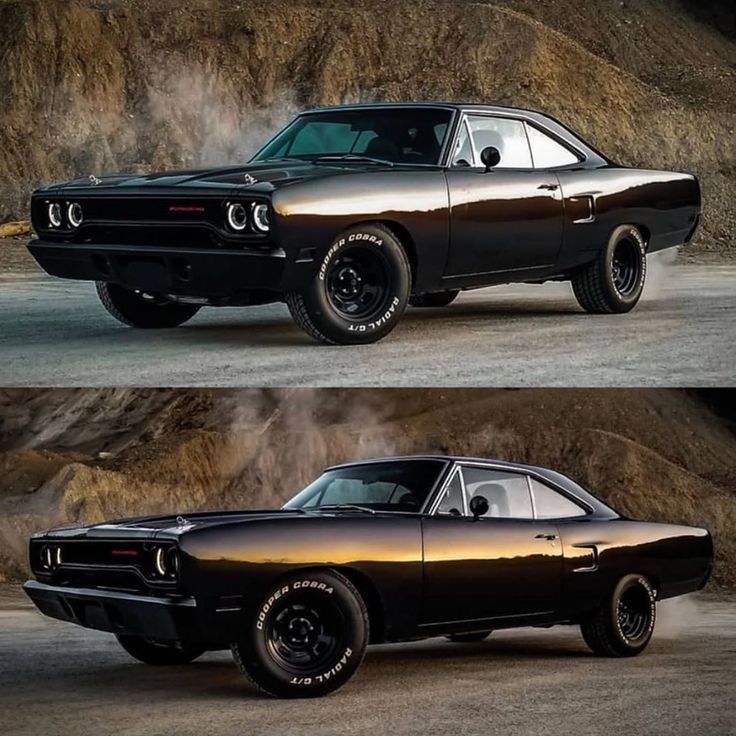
xmin=225 ymin=201 xmax=270 ymax=233
xmin=67 ymin=202 xmax=83 ymax=228
xmin=226 ymin=202 xmax=248 ymax=231
xmin=251 ymin=203 xmax=270 ymax=233
xmin=47 ymin=202 xmax=62 ymax=228
xmin=40 ymin=544 xmax=62 ymax=570
xmin=152 ymin=545 xmax=180 ymax=579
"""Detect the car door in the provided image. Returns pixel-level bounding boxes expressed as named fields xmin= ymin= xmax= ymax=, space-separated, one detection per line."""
xmin=443 ymin=114 xmax=565 ymax=279
xmin=421 ymin=464 xmax=563 ymax=625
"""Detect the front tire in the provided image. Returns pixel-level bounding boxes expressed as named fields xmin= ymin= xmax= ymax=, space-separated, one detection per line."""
xmin=96 ymin=282 xmax=201 ymax=328
xmin=580 ymin=574 xmax=656 ymax=657
xmin=232 ymin=570 xmax=369 ymax=698
xmin=286 ymin=224 xmax=411 ymax=345
xmin=571 ymin=225 xmax=647 ymax=314
xmin=115 ymin=635 xmax=205 ymax=665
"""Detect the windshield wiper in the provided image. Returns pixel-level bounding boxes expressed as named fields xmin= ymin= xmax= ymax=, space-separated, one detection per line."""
xmin=254 ymin=157 xmax=305 ymax=164
xmin=313 ymin=504 xmax=377 ymax=514
xmin=314 ymin=155 xmax=395 ymax=168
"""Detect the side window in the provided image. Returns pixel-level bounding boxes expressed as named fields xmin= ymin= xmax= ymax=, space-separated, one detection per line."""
xmin=436 ymin=471 xmax=465 ymax=516
xmin=529 ymin=478 xmax=587 ymax=519
xmin=461 ymin=467 xmax=533 ymax=519
xmin=526 ymin=125 xmax=580 ymax=168
xmin=452 ymin=121 xmax=474 ymax=167
xmin=466 ymin=116 xmax=533 ymax=169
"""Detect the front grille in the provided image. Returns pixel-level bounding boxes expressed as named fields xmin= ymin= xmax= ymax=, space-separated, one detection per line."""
xmin=30 ymin=539 xmax=176 ymax=593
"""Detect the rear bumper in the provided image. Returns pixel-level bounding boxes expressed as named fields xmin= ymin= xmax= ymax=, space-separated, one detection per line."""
xmin=24 ymin=580 xmax=201 ymax=643
xmin=27 ymin=240 xmax=288 ymax=297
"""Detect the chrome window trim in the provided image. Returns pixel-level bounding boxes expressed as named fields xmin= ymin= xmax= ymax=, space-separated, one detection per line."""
xmin=426 ymin=464 xmax=468 ymax=516
xmin=428 ymin=460 xmax=594 ymax=518
xmin=444 ymin=111 xmax=589 ymax=171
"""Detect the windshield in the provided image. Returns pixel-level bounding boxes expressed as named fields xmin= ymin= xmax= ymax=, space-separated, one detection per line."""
xmin=252 ymin=108 xmax=453 ymax=166
xmin=284 ymin=460 xmax=447 ymax=512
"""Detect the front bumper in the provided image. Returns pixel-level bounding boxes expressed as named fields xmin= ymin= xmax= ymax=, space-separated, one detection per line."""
xmin=24 ymin=580 xmax=201 ymax=643
xmin=27 ymin=240 xmax=287 ymax=297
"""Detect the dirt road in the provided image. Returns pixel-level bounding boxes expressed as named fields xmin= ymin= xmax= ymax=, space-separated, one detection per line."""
xmin=0 ymin=250 xmax=734 ymax=386
xmin=1 ymin=587 xmax=733 ymax=736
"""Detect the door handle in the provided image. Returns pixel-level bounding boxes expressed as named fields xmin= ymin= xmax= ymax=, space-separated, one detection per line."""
xmin=537 ymin=183 xmax=559 ymax=191
xmin=535 ymin=533 xmax=557 ymax=541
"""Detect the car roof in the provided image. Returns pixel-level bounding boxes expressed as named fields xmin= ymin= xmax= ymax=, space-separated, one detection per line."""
xmin=304 ymin=102 xmax=535 ymax=115
xmin=325 ymin=455 xmax=619 ymax=517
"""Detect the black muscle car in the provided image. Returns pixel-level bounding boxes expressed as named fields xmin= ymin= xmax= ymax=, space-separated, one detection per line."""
xmin=25 ymin=456 xmax=712 ymax=698
xmin=27 ymin=103 xmax=700 ymax=344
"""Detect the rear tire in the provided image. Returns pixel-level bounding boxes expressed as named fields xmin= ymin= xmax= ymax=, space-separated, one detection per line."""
xmin=446 ymin=630 xmax=492 ymax=643
xmin=96 ymin=282 xmax=200 ymax=328
xmin=409 ymin=290 xmax=459 ymax=308
xmin=232 ymin=570 xmax=369 ymax=698
xmin=286 ymin=224 xmax=411 ymax=345
xmin=580 ymin=574 xmax=656 ymax=657
xmin=571 ymin=225 xmax=647 ymax=314
xmin=115 ymin=635 xmax=205 ymax=665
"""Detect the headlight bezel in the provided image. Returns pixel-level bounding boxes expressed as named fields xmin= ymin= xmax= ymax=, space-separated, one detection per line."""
xmin=151 ymin=544 xmax=180 ymax=580
xmin=47 ymin=202 xmax=63 ymax=228
xmin=67 ymin=202 xmax=83 ymax=229
xmin=251 ymin=203 xmax=271 ymax=233
xmin=226 ymin=202 xmax=249 ymax=232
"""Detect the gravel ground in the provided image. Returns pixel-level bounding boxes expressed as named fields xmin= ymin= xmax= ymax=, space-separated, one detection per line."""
xmin=1 ymin=587 xmax=734 ymax=736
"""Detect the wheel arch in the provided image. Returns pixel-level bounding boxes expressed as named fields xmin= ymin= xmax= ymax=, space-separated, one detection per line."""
xmin=345 ymin=218 xmax=418 ymax=290
xmin=330 ymin=565 xmax=386 ymax=644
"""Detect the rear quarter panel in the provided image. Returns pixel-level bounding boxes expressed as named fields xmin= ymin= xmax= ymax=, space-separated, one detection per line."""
xmin=272 ymin=170 xmax=450 ymax=292
xmin=559 ymin=519 xmax=712 ymax=617
xmin=179 ymin=515 xmax=423 ymax=640
xmin=556 ymin=168 xmax=701 ymax=270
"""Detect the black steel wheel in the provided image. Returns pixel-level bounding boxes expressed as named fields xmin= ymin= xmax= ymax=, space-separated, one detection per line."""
xmin=446 ymin=630 xmax=492 ymax=643
xmin=409 ymin=290 xmax=460 ymax=308
xmin=115 ymin=634 xmax=205 ymax=665
xmin=232 ymin=570 xmax=369 ymax=698
xmin=581 ymin=574 xmax=656 ymax=657
xmin=96 ymin=282 xmax=200 ymax=328
xmin=286 ymin=224 xmax=411 ymax=345
xmin=572 ymin=224 xmax=647 ymax=314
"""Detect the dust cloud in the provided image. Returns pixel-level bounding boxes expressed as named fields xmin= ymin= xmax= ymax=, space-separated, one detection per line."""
xmin=656 ymin=594 xmax=700 ymax=638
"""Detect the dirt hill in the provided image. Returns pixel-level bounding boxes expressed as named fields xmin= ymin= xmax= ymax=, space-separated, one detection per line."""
xmin=0 ymin=388 xmax=734 ymax=590
xmin=0 ymin=0 xmax=734 ymax=257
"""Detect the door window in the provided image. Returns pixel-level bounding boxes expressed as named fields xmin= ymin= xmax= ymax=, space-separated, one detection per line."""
xmin=460 ymin=466 xmax=534 ymax=519
xmin=451 ymin=120 xmax=474 ymax=167
xmin=466 ymin=116 xmax=533 ymax=169
xmin=529 ymin=478 xmax=587 ymax=518
xmin=436 ymin=470 xmax=466 ymax=516
xmin=526 ymin=125 xmax=580 ymax=168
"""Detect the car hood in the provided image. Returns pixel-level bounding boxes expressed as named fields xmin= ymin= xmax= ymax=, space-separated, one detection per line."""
xmin=35 ymin=160 xmax=414 ymax=196
xmin=38 ymin=509 xmax=306 ymax=540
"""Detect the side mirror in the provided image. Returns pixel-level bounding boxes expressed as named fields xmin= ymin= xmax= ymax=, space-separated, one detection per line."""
xmin=469 ymin=495 xmax=489 ymax=519
xmin=480 ymin=146 xmax=501 ymax=172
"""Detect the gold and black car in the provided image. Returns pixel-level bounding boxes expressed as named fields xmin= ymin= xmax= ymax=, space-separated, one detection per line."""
xmin=25 ymin=456 xmax=713 ymax=698
xmin=27 ymin=103 xmax=701 ymax=345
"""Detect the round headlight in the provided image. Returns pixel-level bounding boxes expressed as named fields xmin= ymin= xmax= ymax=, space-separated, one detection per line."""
xmin=226 ymin=202 xmax=248 ymax=231
xmin=41 ymin=545 xmax=62 ymax=569
xmin=48 ymin=203 xmax=62 ymax=228
xmin=252 ymin=203 xmax=270 ymax=233
xmin=153 ymin=545 xmax=179 ymax=578
xmin=67 ymin=202 xmax=83 ymax=228
xmin=154 ymin=546 xmax=166 ymax=576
